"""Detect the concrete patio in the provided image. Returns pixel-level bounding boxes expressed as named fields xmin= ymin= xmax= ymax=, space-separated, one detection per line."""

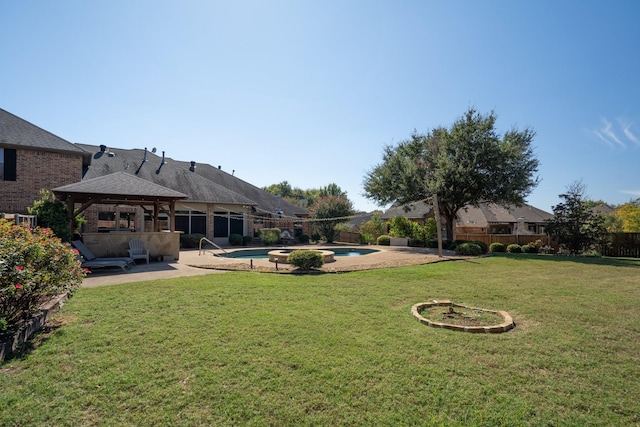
xmin=81 ymin=245 xmax=459 ymax=288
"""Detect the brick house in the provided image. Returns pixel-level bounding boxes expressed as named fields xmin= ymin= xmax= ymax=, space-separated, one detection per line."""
xmin=1 ymin=108 xmax=308 ymax=246
xmin=0 ymin=108 xmax=91 ymax=214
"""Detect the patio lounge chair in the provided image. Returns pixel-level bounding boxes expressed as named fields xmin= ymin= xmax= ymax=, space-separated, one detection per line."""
xmin=71 ymin=240 xmax=135 ymax=271
xmin=77 ymin=257 xmax=131 ymax=272
xmin=128 ymin=238 xmax=150 ymax=264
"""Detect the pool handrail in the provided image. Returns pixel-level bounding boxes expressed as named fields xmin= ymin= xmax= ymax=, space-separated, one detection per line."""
xmin=199 ymin=237 xmax=228 ymax=256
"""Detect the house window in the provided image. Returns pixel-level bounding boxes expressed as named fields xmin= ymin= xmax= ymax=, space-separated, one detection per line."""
xmin=0 ymin=148 xmax=17 ymax=181
xmin=175 ymin=210 xmax=206 ymax=235
xmin=213 ymin=211 xmax=229 ymax=238
xmin=213 ymin=211 xmax=244 ymax=238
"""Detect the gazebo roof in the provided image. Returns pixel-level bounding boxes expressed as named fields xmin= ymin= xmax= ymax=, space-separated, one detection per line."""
xmin=52 ymin=171 xmax=189 ymax=204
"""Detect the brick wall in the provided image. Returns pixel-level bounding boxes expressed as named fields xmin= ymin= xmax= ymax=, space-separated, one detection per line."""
xmin=0 ymin=149 xmax=84 ymax=214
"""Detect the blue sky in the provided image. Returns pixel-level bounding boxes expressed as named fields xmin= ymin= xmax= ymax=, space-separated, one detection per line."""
xmin=2 ymin=1 xmax=639 ymax=213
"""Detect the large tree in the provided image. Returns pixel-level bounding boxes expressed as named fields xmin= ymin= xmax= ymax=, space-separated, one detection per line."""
xmin=546 ymin=181 xmax=607 ymax=255
xmin=612 ymin=199 xmax=640 ymax=232
xmin=263 ymin=181 xmax=349 ymax=208
xmin=309 ymin=195 xmax=354 ymax=243
xmin=363 ymin=108 xmax=539 ymax=239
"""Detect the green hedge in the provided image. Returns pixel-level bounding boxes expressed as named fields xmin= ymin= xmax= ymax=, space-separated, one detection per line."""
xmin=377 ymin=235 xmax=391 ymax=246
xmin=489 ymin=242 xmax=506 ymax=253
xmin=181 ymin=233 xmax=205 ymax=249
xmin=260 ymin=228 xmax=281 ymax=245
xmin=455 ymin=242 xmax=483 ymax=256
xmin=507 ymin=244 xmax=522 ymax=253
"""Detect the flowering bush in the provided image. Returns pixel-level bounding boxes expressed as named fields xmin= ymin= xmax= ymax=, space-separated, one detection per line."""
xmin=0 ymin=219 xmax=86 ymax=336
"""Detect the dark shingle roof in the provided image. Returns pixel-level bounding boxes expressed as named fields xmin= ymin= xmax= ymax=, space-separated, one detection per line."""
xmin=381 ymin=201 xmax=433 ymax=219
xmin=0 ymin=109 xmax=91 ymax=166
xmin=76 ymin=144 xmax=256 ymax=206
xmin=171 ymin=160 xmax=309 ymax=217
xmin=53 ymin=171 xmax=188 ymax=200
xmin=382 ymin=200 xmax=553 ymax=225
xmin=455 ymin=203 xmax=553 ymax=227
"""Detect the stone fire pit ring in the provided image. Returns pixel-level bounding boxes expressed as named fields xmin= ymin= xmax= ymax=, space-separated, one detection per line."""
xmin=412 ymin=299 xmax=515 ymax=333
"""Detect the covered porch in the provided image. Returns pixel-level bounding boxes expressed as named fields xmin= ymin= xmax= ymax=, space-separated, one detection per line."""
xmin=53 ymin=172 xmax=189 ymax=260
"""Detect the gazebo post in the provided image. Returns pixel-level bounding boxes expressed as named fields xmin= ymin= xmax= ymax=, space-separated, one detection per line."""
xmin=66 ymin=195 xmax=76 ymax=239
xmin=170 ymin=200 xmax=176 ymax=232
xmin=154 ymin=202 xmax=160 ymax=232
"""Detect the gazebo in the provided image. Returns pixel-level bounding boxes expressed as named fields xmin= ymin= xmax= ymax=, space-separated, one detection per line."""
xmin=53 ymin=172 xmax=189 ymax=260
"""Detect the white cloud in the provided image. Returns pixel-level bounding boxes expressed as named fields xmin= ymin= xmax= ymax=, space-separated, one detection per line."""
xmin=621 ymin=124 xmax=640 ymax=146
xmin=594 ymin=117 xmax=640 ymax=148
xmin=599 ymin=119 xmax=626 ymax=148
xmin=620 ymin=190 xmax=640 ymax=197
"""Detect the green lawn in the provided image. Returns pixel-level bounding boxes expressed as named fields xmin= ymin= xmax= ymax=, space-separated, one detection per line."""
xmin=2 ymin=255 xmax=639 ymax=426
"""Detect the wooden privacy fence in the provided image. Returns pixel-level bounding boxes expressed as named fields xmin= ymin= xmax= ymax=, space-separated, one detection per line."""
xmin=455 ymin=234 xmax=553 ymax=248
xmin=602 ymin=233 xmax=640 ymax=258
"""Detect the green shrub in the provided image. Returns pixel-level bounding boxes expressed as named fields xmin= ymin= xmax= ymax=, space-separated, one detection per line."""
xmin=470 ymin=240 xmax=488 ymax=254
xmin=409 ymin=237 xmax=424 ymax=247
xmin=388 ymin=216 xmax=415 ymax=238
xmin=441 ymin=239 xmax=454 ymax=250
xmin=28 ymin=190 xmax=85 ymax=241
xmin=490 ymin=242 xmax=506 ymax=253
xmin=288 ymin=250 xmax=323 ymax=271
xmin=360 ymin=233 xmax=374 ymax=244
xmin=522 ymin=243 xmax=538 ymax=253
xmin=376 ymin=235 xmax=391 ymax=246
xmin=229 ymin=233 xmax=243 ymax=246
xmin=0 ymin=220 xmax=85 ymax=336
xmin=507 ymin=244 xmax=522 ymax=253
xmin=311 ymin=231 xmax=321 ymax=243
xmin=242 ymin=236 xmax=252 ymax=246
xmin=181 ymin=233 xmax=205 ymax=249
xmin=260 ymin=228 xmax=281 ymax=245
xmin=298 ymin=234 xmax=310 ymax=244
xmin=426 ymin=238 xmax=439 ymax=248
xmin=455 ymin=242 xmax=483 ymax=256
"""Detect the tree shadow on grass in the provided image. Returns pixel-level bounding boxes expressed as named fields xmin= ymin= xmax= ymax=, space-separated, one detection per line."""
xmin=491 ymin=253 xmax=640 ymax=268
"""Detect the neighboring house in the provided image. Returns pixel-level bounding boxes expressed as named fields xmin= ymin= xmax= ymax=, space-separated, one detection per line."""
xmin=345 ymin=211 xmax=377 ymax=232
xmin=455 ymin=203 xmax=553 ymax=236
xmin=381 ymin=203 xmax=435 ymax=226
xmin=591 ymin=203 xmax=615 ymax=216
xmin=382 ymin=200 xmax=553 ymax=244
xmin=0 ymin=108 xmax=91 ymax=214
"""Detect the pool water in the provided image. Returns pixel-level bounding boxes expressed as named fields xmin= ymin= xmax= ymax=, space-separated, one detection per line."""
xmin=222 ymin=247 xmax=379 ymax=259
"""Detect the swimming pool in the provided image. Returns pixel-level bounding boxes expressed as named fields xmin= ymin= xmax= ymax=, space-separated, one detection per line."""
xmin=222 ymin=247 xmax=379 ymax=259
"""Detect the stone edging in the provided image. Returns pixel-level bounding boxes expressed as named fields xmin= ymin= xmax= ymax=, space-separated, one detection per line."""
xmin=0 ymin=293 xmax=68 ymax=362
xmin=411 ymin=299 xmax=515 ymax=333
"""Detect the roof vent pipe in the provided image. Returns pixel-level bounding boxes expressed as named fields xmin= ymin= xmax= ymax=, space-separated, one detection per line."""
xmin=218 ymin=165 xmax=221 ymax=169
xmin=161 ymin=151 xmax=166 ymax=165
xmin=189 ymin=161 xmax=196 ymax=172
xmin=99 ymin=144 xmax=107 ymax=152
xmin=135 ymin=147 xmax=148 ymax=175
